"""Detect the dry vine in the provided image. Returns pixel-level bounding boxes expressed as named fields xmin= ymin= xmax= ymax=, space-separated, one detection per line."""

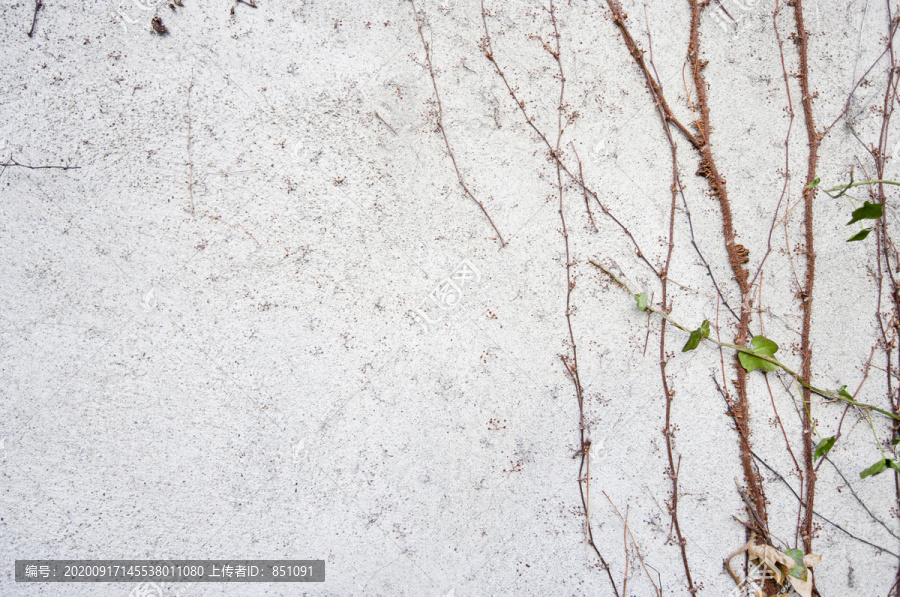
xmin=411 ymin=0 xmax=507 ymax=247
xmin=452 ymin=0 xmax=900 ymax=592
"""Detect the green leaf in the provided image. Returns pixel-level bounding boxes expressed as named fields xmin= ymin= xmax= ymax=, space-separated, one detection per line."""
xmin=847 ymin=201 xmax=883 ymax=225
xmin=839 ymin=385 xmax=853 ymax=400
xmin=861 ymin=458 xmax=889 ymax=479
xmin=847 ymin=228 xmax=872 ymax=242
xmin=889 ymin=459 xmax=900 ymax=473
xmin=805 ymin=177 xmax=820 ymax=190
xmin=737 ymin=335 xmax=780 ymax=372
xmin=681 ymin=320 xmax=710 ymax=352
xmin=893 ymin=438 xmax=900 ymax=446
xmin=814 ymin=436 xmax=835 ymax=461
xmin=784 ymin=548 xmax=807 ymax=581
xmin=634 ymin=292 xmax=648 ymax=312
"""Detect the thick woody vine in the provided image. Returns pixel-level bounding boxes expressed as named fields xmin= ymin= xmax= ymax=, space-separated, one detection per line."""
xmin=410 ymin=0 xmax=900 ymax=594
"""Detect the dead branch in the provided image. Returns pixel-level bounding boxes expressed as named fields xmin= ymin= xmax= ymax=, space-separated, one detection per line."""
xmin=411 ymin=0 xmax=506 ymax=247
xmin=0 ymin=157 xmax=79 ymax=178
xmin=187 ymin=72 xmax=195 ymax=214
xmin=480 ymin=0 xmax=657 ymax=274
xmin=27 ymin=0 xmax=42 ymax=37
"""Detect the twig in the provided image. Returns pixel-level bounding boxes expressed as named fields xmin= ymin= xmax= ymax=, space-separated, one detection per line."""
xmin=868 ymin=6 xmax=900 ymax=588
xmin=640 ymin=8 xmax=698 ymax=593
xmin=187 ymin=72 xmax=195 ymax=214
xmin=605 ymin=1 xmax=766 ymax=549
xmin=735 ymin=478 xmax=770 ymax=540
xmin=545 ymin=4 xmax=618 ymax=592
xmin=27 ymin=0 xmax=42 ymax=37
xmin=604 ymin=492 xmax=661 ymax=597
xmin=571 ymin=144 xmax=598 ymax=233
xmin=750 ymin=448 xmax=900 ymax=559
xmin=481 ymin=1 xmax=656 ymax=272
xmin=412 ymin=0 xmax=506 ymax=247
xmin=724 ymin=534 xmax=756 ymax=587
xmin=824 ymin=455 xmax=900 ymax=541
xmin=763 ymin=374 xmax=804 ymax=540
xmin=821 ymin=16 xmax=900 ymax=136
xmin=0 ymin=157 xmax=79 ymax=179
xmin=749 ymin=1 xmax=794 ymax=291
xmin=591 ymin=260 xmax=900 ymax=421
xmin=374 ymin=111 xmax=398 ymax=136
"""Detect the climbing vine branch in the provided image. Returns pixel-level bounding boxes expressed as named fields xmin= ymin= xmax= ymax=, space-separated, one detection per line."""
xmin=590 ymin=260 xmax=900 ymax=422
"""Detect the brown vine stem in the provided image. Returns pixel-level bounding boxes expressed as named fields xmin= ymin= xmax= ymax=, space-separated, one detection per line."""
xmin=641 ymin=8 xmax=698 ymax=593
xmin=484 ymin=0 xmax=742 ymax=321
xmin=681 ymin=2 xmax=767 ymax=538
xmin=603 ymin=492 xmax=662 ymax=596
xmin=749 ymin=1 xmax=795 ymax=292
xmin=866 ymin=3 xmax=900 ymax=590
xmin=604 ymin=3 xmax=700 ymax=151
xmin=545 ymin=4 xmax=618 ymax=592
xmin=605 ymin=0 xmax=765 ymax=582
xmin=187 ymin=72 xmax=195 ymax=215
xmin=480 ymin=1 xmax=657 ymax=276
xmin=410 ymin=0 xmax=506 ymax=247
xmin=791 ymin=0 xmax=820 ymax=558
xmin=591 ymin=261 xmax=900 ymax=421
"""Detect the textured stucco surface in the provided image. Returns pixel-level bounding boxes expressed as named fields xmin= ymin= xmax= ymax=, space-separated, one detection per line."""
xmin=2 ymin=0 xmax=900 ymax=595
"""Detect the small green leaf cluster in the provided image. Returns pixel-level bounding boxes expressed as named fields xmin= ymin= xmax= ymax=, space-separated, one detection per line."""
xmin=634 ymin=292 xmax=648 ymax=311
xmin=814 ymin=436 xmax=835 ymax=461
xmin=627 ymin=282 xmax=900 ymax=481
xmin=738 ymin=336 xmax=779 ymax=372
xmin=846 ymin=201 xmax=883 ymax=242
xmin=860 ymin=458 xmax=900 ymax=479
xmin=681 ymin=320 xmax=709 ymax=352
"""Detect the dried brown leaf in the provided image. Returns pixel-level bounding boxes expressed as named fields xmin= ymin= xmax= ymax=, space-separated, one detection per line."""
xmin=788 ymin=567 xmax=814 ymax=597
xmin=748 ymin=544 xmax=795 ymax=584
xmin=802 ymin=553 xmax=822 ymax=568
